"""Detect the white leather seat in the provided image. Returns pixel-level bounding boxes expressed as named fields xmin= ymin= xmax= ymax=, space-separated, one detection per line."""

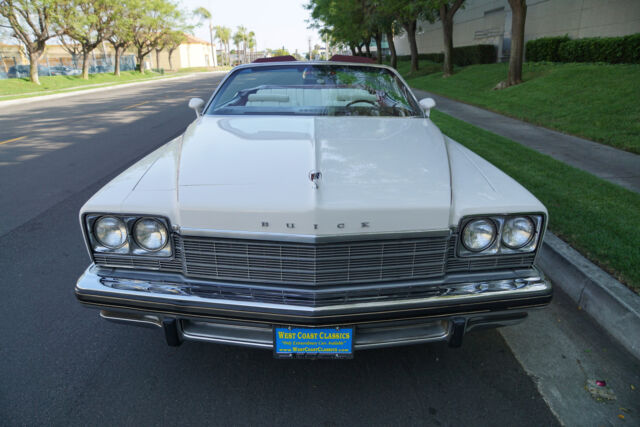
xmin=245 ymin=88 xmax=377 ymax=107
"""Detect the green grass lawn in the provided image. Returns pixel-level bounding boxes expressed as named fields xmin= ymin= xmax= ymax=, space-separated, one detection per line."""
xmin=393 ymin=59 xmax=443 ymax=80
xmin=0 ymin=70 xmax=164 ymax=97
xmin=403 ymin=61 xmax=640 ymax=154
xmin=0 ymin=67 xmax=229 ymax=100
xmin=430 ymin=109 xmax=640 ymax=292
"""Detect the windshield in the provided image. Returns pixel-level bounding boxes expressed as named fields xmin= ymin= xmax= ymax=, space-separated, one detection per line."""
xmin=206 ymin=64 xmax=422 ymax=117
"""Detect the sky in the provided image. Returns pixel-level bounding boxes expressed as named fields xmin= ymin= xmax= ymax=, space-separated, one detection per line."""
xmin=180 ymin=0 xmax=322 ymax=54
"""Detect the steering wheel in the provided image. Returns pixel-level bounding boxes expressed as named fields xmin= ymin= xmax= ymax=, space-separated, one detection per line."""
xmin=345 ymin=99 xmax=377 ymax=107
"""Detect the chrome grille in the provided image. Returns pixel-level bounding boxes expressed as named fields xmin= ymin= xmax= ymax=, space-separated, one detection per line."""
xmin=93 ymin=233 xmax=537 ymax=288
xmin=179 ymin=235 xmax=449 ymax=286
xmin=93 ymin=235 xmax=183 ymax=272
xmin=444 ymin=235 xmax=536 ymax=273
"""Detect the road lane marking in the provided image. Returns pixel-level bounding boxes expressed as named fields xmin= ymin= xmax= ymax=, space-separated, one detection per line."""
xmin=0 ymin=135 xmax=26 ymax=146
xmin=123 ymin=101 xmax=150 ymax=110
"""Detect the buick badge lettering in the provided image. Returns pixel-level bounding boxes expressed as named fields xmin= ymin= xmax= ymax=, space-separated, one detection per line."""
xmin=260 ymin=221 xmax=371 ymax=229
xmin=309 ymin=170 xmax=322 ymax=189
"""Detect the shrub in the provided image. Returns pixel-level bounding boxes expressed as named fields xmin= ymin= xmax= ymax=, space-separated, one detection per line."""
xmin=527 ymin=33 xmax=640 ymax=64
xmin=398 ymin=44 xmax=496 ymax=66
xmin=526 ymin=36 xmax=570 ymax=62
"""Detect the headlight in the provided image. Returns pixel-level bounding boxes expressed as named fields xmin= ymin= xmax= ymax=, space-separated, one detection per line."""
xmin=94 ymin=216 xmax=128 ymax=249
xmin=502 ymin=216 xmax=535 ymax=249
xmin=462 ymin=219 xmax=496 ymax=252
xmin=133 ymin=218 xmax=168 ymax=251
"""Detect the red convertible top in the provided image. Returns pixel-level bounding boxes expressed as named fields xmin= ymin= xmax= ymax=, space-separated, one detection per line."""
xmin=253 ymin=55 xmax=297 ymax=63
xmin=329 ymin=55 xmax=376 ymax=64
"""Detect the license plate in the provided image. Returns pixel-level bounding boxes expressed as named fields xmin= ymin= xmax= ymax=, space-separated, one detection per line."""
xmin=274 ymin=326 xmax=353 ymax=358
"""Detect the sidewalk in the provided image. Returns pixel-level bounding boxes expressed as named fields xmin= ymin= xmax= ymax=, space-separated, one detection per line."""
xmin=412 ymin=88 xmax=640 ymax=194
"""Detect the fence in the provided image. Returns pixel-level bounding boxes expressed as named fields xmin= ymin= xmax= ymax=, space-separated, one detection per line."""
xmin=0 ymin=53 xmax=136 ymax=79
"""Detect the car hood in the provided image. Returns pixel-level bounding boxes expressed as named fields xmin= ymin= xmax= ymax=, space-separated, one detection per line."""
xmin=172 ymin=115 xmax=452 ymax=235
xmin=82 ymin=115 xmax=547 ymax=237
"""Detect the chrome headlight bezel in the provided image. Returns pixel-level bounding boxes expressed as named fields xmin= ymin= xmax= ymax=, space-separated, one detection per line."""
xmin=93 ymin=216 xmax=129 ymax=251
xmin=457 ymin=214 xmax=545 ymax=258
xmin=461 ymin=218 xmax=497 ymax=253
xmin=132 ymin=217 xmax=169 ymax=253
xmin=84 ymin=213 xmax=173 ymax=258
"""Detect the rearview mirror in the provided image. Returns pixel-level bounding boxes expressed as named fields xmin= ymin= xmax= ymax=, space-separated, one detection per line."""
xmin=419 ymin=97 xmax=436 ymax=117
xmin=188 ymin=97 xmax=205 ymax=117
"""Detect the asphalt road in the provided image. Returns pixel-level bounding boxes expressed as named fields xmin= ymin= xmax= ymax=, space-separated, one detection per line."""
xmin=0 ymin=73 xmax=560 ymax=425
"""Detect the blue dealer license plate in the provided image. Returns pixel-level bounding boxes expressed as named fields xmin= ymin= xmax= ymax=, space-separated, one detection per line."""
xmin=274 ymin=327 xmax=353 ymax=358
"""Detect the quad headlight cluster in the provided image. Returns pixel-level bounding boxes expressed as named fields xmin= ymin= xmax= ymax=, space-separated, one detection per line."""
xmin=85 ymin=214 xmax=172 ymax=257
xmin=458 ymin=214 xmax=544 ymax=257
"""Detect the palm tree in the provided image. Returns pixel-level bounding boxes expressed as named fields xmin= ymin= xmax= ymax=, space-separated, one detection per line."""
xmin=235 ymin=26 xmax=247 ymax=63
xmin=214 ymin=25 xmax=231 ymax=65
xmin=247 ymin=31 xmax=256 ymax=61
xmin=232 ymin=30 xmax=244 ymax=64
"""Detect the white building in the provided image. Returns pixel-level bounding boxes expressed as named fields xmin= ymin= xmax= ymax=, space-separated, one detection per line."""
xmin=394 ymin=0 xmax=640 ymax=60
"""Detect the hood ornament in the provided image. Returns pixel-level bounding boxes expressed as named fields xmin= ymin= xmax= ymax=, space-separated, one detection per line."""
xmin=309 ymin=170 xmax=322 ymax=189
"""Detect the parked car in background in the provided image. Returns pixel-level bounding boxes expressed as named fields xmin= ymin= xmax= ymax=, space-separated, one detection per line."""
xmin=49 ymin=66 xmax=82 ymax=76
xmin=6 ymin=64 xmax=53 ymax=78
xmin=7 ymin=65 xmax=30 ymax=78
xmin=75 ymin=57 xmax=552 ymax=358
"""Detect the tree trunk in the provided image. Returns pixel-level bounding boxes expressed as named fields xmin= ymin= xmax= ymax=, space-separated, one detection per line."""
xmin=364 ymin=37 xmax=371 ymax=57
xmin=374 ymin=32 xmax=382 ymax=64
xmin=137 ymin=51 xmax=145 ymax=72
xmin=349 ymin=44 xmax=356 ymax=56
xmin=155 ymin=49 xmax=161 ymax=71
xmin=168 ymin=49 xmax=175 ymax=70
xmin=403 ymin=20 xmax=419 ymax=73
xmin=81 ymin=50 xmax=90 ymax=80
xmin=28 ymin=49 xmax=43 ymax=85
xmin=386 ymin=31 xmax=397 ymax=69
xmin=440 ymin=6 xmax=454 ymax=77
xmin=113 ymin=46 xmax=121 ymax=76
xmin=507 ymin=0 xmax=527 ymax=86
xmin=356 ymin=44 xmax=363 ymax=56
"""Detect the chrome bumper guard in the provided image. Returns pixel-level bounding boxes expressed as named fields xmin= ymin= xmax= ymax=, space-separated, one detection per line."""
xmin=76 ymin=264 xmax=552 ymax=350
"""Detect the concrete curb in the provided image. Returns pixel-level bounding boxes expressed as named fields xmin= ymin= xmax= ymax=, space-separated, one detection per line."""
xmin=0 ymin=71 xmax=228 ymax=107
xmin=538 ymin=232 xmax=640 ymax=359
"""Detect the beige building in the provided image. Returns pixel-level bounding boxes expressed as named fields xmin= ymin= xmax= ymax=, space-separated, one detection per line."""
xmin=0 ymin=34 xmax=214 ymax=72
xmin=394 ymin=0 xmax=640 ymax=60
xmin=149 ymin=34 xmax=215 ymax=70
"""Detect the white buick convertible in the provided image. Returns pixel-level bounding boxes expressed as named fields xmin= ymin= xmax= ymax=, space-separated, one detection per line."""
xmin=75 ymin=57 xmax=552 ymax=357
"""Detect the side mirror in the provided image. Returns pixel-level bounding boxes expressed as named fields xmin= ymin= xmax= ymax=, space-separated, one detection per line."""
xmin=419 ymin=97 xmax=436 ymax=117
xmin=188 ymin=97 xmax=205 ymax=117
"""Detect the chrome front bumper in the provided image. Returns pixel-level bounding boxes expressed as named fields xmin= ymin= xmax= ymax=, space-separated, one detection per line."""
xmin=75 ymin=264 xmax=552 ymax=350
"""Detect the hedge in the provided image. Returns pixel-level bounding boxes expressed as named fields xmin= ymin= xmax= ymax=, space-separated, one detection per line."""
xmin=398 ymin=44 xmax=496 ymax=66
xmin=526 ymin=34 xmax=640 ymax=64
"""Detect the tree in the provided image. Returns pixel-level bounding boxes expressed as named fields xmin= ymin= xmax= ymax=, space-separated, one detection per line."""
xmin=193 ymin=6 xmax=215 ymax=67
xmin=366 ymin=1 xmax=402 ymax=66
xmin=506 ymin=0 xmax=526 ymax=86
xmin=214 ymin=25 xmax=231 ymax=66
xmin=235 ymin=25 xmax=248 ymax=63
xmin=108 ymin=2 xmax=136 ymax=76
xmin=272 ymin=47 xmax=289 ymax=57
xmin=437 ymin=0 xmax=465 ymax=77
xmin=306 ymin=0 xmax=370 ymax=59
xmin=58 ymin=34 xmax=81 ymax=68
xmin=375 ymin=0 xmax=433 ymax=73
xmin=130 ymin=0 xmax=179 ymax=72
xmin=232 ymin=27 xmax=244 ymax=63
xmin=247 ymin=30 xmax=256 ymax=61
xmin=58 ymin=0 xmax=117 ymax=79
xmin=0 ymin=0 xmax=63 ymax=84
xmin=156 ymin=29 xmax=185 ymax=70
